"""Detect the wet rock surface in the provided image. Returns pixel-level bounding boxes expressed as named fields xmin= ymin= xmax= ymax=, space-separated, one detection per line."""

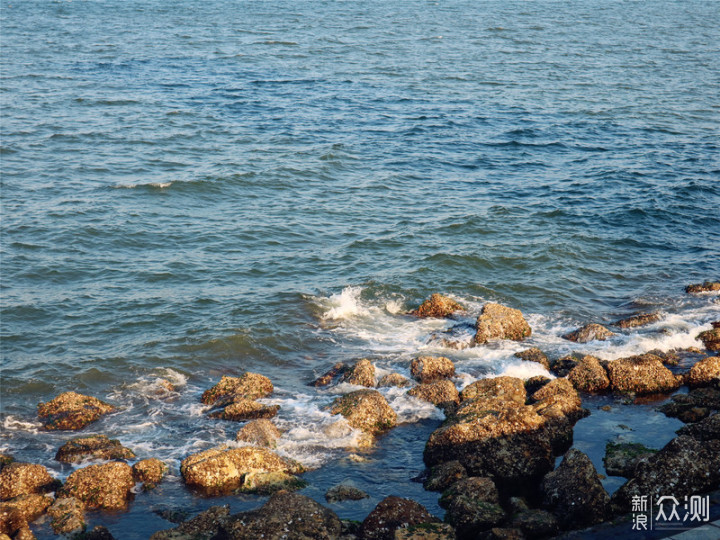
xmin=676 ymin=412 xmax=720 ymax=441
xmin=408 ymin=380 xmax=460 ymax=412
xmin=459 ymin=376 xmax=526 ymax=405
xmin=37 ymin=391 xmax=115 ymax=431
xmin=439 ymin=477 xmax=500 ymax=508
xmin=687 ymin=356 xmax=720 ymax=387
xmin=686 ymin=281 xmax=720 ymax=294
xmin=324 ymin=484 xmax=368 ymax=503
xmin=411 ymin=356 xmax=456 ymax=384
xmin=423 ymin=460 xmax=467 ymax=492
xmin=58 ymin=461 xmax=135 ymax=510
xmin=47 ymin=497 xmax=85 ymax=535
xmin=360 ymin=496 xmax=439 ymax=540
xmin=698 ymin=326 xmax=720 ymax=352
xmin=549 ymin=356 xmax=579 ymax=378
xmin=411 ymin=294 xmax=464 ymax=318
xmin=236 ymin=418 xmax=282 ymax=448
xmin=0 ymin=494 xmax=52 ymax=537
xmin=132 ymin=458 xmax=168 ymax=489
xmin=0 ymin=463 xmax=58 ymax=501
xmin=567 ymin=355 xmax=610 ymax=393
xmin=378 ymin=373 xmax=411 ymax=388
xmin=606 ymin=353 xmax=681 ymax=394
xmin=513 ymin=348 xmax=549 ymax=370
xmin=440 ymin=479 xmax=505 ymax=540
xmin=342 ymin=358 xmax=378 ymax=387
xmin=311 ymin=362 xmax=348 ymax=387
xmin=55 ymin=434 xmax=136 ymax=464
xmin=510 ymin=509 xmax=559 ymax=538
xmin=562 ymin=323 xmax=615 ymax=343
xmin=474 ymin=303 xmax=531 ymax=345
xmin=201 ymin=373 xmax=273 ymax=406
xmin=150 ymin=505 xmax=230 ymax=540
xmin=208 ymin=398 xmax=280 ymax=421
xmin=613 ymin=312 xmax=661 ymax=329
xmin=659 ymin=386 xmax=720 ymax=423
xmin=524 ymin=376 xmax=551 ymax=395
xmin=329 ymin=389 xmax=398 ymax=435
xmin=603 ymin=442 xmax=657 ymax=478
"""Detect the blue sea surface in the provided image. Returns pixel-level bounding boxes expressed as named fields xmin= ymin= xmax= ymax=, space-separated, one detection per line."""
xmin=1 ymin=0 xmax=719 ymax=537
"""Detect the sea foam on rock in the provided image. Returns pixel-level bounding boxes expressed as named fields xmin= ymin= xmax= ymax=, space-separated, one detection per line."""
xmin=698 ymin=326 xmax=720 ymax=352
xmin=613 ymin=313 xmax=661 ymax=329
xmin=407 ymin=380 xmax=460 ymax=413
xmin=236 ymin=419 xmax=282 ymax=448
xmin=686 ymin=281 xmax=720 ymax=294
xmin=37 ymin=391 xmax=115 ymax=431
xmin=514 ymin=348 xmax=550 ymax=370
xmin=329 ymin=389 xmax=397 ymax=436
xmin=474 ymin=303 xmax=531 ymax=345
xmin=341 ymin=358 xmax=377 ymax=387
xmin=562 ymin=323 xmax=614 ymax=343
xmin=411 ymin=294 xmax=464 ymax=318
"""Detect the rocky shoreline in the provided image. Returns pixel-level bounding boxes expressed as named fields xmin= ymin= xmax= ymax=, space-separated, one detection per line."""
xmin=1 ymin=282 xmax=719 ymax=539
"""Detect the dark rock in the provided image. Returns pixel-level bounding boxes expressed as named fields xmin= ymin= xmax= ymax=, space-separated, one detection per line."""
xmin=311 ymin=363 xmax=348 ymax=387
xmin=47 ymin=497 xmax=85 ymax=535
xmin=478 ymin=528 xmax=524 ymax=540
xmin=325 ymin=484 xmax=368 ymax=503
xmin=208 ymin=398 xmax=279 ymax=421
xmin=511 ymin=509 xmax=559 ymax=538
xmin=81 ymin=526 xmax=116 ymax=540
xmin=677 ymin=413 xmax=720 ymax=441
xmin=201 ymin=373 xmax=273 ymax=407
xmin=329 ymin=390 xmax=397 ymax=435
xmin=549 ymin=356 xmax=578 ymax=378
xmin=474 ymin=304 xmax=531 ymax=345
xmin=394 ymin=523 xmax=457 ymax=539
xmin=514 ymin=348 xmax=549 ymax=370
xmin=659 ymin=387 xmax=720 ymax=423
xmin=562 ymin=323 xmax=614 ymax=343
xmin=408 ymin=380 xmax=460 ymax=412
xmin=411 ymin=356 xmax=455 ymax=384
xmin=342 ymin=359 xmax=377 ymax=387
xmin=411 ymin=294 xmax=464 ymax=318
xmin=603 ymin=442 xmax=657 ymax=478
xmin=150 ymin=505 xmax=230 ymax=540
xmin=55 ymin=434 xmax=135 ymax=464
xmin=460 ymin=377 xmax=526 ymax=405
xmin=606 ymin=353 xmax=681 ymax=394
xmin=424 ymin=461 xmax=467 ymax=492
xmin=360 ymin=496 xmax=438 ymax=540
xmin=439 ymin=477 xmax=499 ymax=509
xmin=152 ymin=507 xmax=191 ymax=525
xmin=0 ymin=463 xmax=58 ymax=501
xmin=132 ymin=458 xmax=168 ymax=489
xmin=58 ymin=461 xmax=135 ymax=510
xmin=236 ymin=419 xmax=282 ymax=448
xmin=686 ymin=282 xmax=720 ymax=294
xmin=219 ymin=491 xmax=342 ymax=539
xmin=524 ymin=376 xmax=550 ymax=396
xmin=444 ymin=497 xmax=505 ymax=540
xmin=540 ymin=449 xmax=610 ymax=530
xmin=567 ymin=355 xmax=610 ymax=393
xmin=37 ymin=391 xmax=115 ymax=431
xmin=613 ymin=313 xmax=661 ymax=329
xmin=378 ymin=373 xmax=411 ymax=388
xmin=0 ymin=456 xmax=13 ymax=473
xmin=687 ymin=356 xmax=720 ymax=387
xmin=698 ymin=327 xmax=720 ymax=352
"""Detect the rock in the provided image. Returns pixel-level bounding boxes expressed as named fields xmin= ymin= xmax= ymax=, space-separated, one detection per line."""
xmin=687 ymin=356 xmax=720 ymax=388
xmin=611 ymin=435 xmax=720 ymax=512
xmin=394 ymin=523 xmax=457 ymax=539
xmin=55 ymin=435 xmax=135 ymax=464
xmin=0 ymin=463 xmax=58 ymax=500
xmin=411 ymin=357 xmax=455 ymax=384
xmin=659 ymin=387 xmax=720 ymax=423
xmin=0 ymin=494 xmax=52 ymax=536
xmin=325 ymin=484 xmax=368 ymax=503
xmin=444 ymin=494 xmax=505 ymax=539
xmin=524 ymin=376 xmax=550 ymax=395
xmin=150 ymin=505 xmax=230 ymax=540
xmin=132 ymin=459 xmax=168 ymax=489
xmin=47 ymin=497 xmax=85 ymax=535
xmin=567 ymin=355 xmax=610 ymax=393
xmin=686 ymin=282 xmax=720 ymax=294
xmin=14 ymin=528 xmax=35 ymax=540
xmin=218 ymin=491 xmax=342 ymax=539
xmin=360 ymin=496 xmax=438 ymax=540
xmin=0 ymin=456 xmax=13 ymax=472
xmin=80 ymin=526 xmax=116 ymax=540
xmin=310 ymin=363 xmax=348 ymax=387
xmin=408 ymin=380 xmax=460 ymax=412
xmin=180 ymin=446 xmax=304 ymax=495
xmin=423 ymin=460 xmax=467 ymax=492
xmin=329 ymin=390 xmax=397 ymax=435
xmin=37 ymin=391 xmax=115 ymax=431
xmin=550 ymin=355 xmax=583 ymax=378
xmin=603 ymin=442 xmax=657 ymax=478
xmin=201 ymin=373 xmax=273 ymax=407
xmin=58 ymin=462 xmax=135 ymax=510
xmin=531 ymin=378 xmax=586 ymax=421
xmin=378 ymin=373 xmax=411 ymax=388
xmin=342 ymin=359 xmax=377 ymax=387
xmin=606 ymin=353 xmax=681 ymax=394
xmin=677 ymin=413 xmax=720 ymax=441
xmin=439 ymin=477 xmax=500 ymax=508
xmin=411 ymin=294 xmax=464 ymax=318
xmin=698 ymin=327 xmax=720 ymax=352
xmin=510 ymin=509 xmax=559 ymax=538
xmin=613 ymin=313 xmax=661 ymax=329
xmin=541 ymin=449 xmax=610 ymax=530
xmin=459 ymin=377 xmax=526 ymax=405
xmin=474 ymin=304 xmax=531 ymax=345
xmin=562 ymin=323 xmax=614 ymax=343
xmin=513 ymin=348 xmax=549 ymax=370
xmin=208 ymin=398 xmax=279 ymax=421
xmin=479 ymin=528 xmax=524 ymax=540
xmin=236 ymin=419 xmax=282 ymax=448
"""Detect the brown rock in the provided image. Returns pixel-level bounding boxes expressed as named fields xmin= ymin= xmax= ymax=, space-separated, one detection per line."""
xmin=218 ymin=491 xmax=342 ymax=539
xmin=423 ymin=460 xmax=467 ymax=492
xmin=150 ymin=505 xmax=230 ymax=540
xmin=531 ymin=378 xmax=588 ymax=453
xmin=378 ymin=373 xmax=411 ymax=388
xmin=132 ymin=459 xmax=168 ymax=489
xmin=360 ymin=496 xmax=439 ymax=540
xmin=514 ymin=348 xmax=549 ymax=370
xmin=0 ymin=463 xmax=57 ymax=501
xmin=562 ymin=323 xmax=614 ymax=343
xmin=180 ymin=446 xmax=304 ymax=495
xmin=310 ymin=362 xmax=348 ymax=387
xmin=687 ymin=356 xmax=720 ymax=387
xmin=474 ymin=304 xmax=531 ymax=345
xmin=606 ymin=353 xmax=681 ymax=394
xmin=613 ymin=313 xmax=661 ymax=329
xmin=603 ymin=442 xmax=657 ymax=478
xmin=686 ymin=281 xmax=720 ymax=294
xmin=325 ymin=484 xmax=368 ymax=503
xmin=342 ymin=359 xmax=377 ymax=387
xmin=201 ymin=373 xmax=273 ymax=406
xmin=236 ymin=419 xmax=282 ymax=448
xmin=14 ymin=527 xmax=35 ymax=540
xmin=329 ymin=390 xmax=397 ymax=435
xmin=410 ymin=357 xmax=455 ymax=384
xmin=55 ymin=434 xmax=135 ymax=464
xmin=58 ymin=462 xmax=135 ymax=510
xmin=408 ymin=380 xmax=460 ymax=412
xmin=459 ymin=377 xmax=526 ymax=405
xmin=37 ymin=391 xmax=115 ymax=431
xmin=541 ymin=449 xmax=610 ymax=530
xmin=567 ymin=355 xmax=610 ymax=393
xmin=47 ymin=497 xmax=85 ymax=535
xmin=0 ymin=494 xmax=52 ymax=536
xmin=698 ymin=327 xmax=720 ymax=352
xmin=209 ymin=398 xmax=279 ymax=421
xmin=411 ymin=294 xmax=464 ymax=318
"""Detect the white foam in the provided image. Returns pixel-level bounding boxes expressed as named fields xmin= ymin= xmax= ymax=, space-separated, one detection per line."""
xmin=321 ymin=286 xmax=368 ymax=320
xmin=498 ymin=361 xmax=553 ymax=380
xmin=2 ymin=416 xmax=42 ymax=433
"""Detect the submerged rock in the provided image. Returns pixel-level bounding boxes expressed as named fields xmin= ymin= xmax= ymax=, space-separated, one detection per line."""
xmin=613 ymin=313 xmax=661 ymax=329
xmin=0 ymin=494 xmax=52 ymax=537
xmin=562 ymin=323 xmax=614 ymax=343
xmin=341 ymin=358 xmax=377 ymax=387
xmin=132 ymin=459 xmax=168 ymax=489
xmin=236 ymin=419 xmax=282 ymax=448
xmin=686 ymin=356 xmax=720 ymax=387
xmin=474 ymin=303 xmax=531 ymax=345
xmin=58 ymin=462 xmax=135 ymax=510
xmin=686 ymin=281 xmax=720 ymax=294
xmin=411 ymin=356 xmax=456 ymax=384
xmin=541 ymin=449 xmax=610 ymax=530
xmin=150 ymin=505 xmax=230 ymax=540
xmin=378 ymin=373 xmax=411 ymax=388
xmin=360 ymin=496 xmax=439 ymax=540
xmin=0 ymin=463 xmax=58 ymax=501
xmin=411 ymin=294 xmax=464 ymax=318
xmin=201 ymin=373 xmax=273 ymax=407
xmin=603 ymin=442 xmax=657 ymax=478
xmin=329 ymin=389 xmax=397 ymax=435
xmin=180 ymin=446 xmax=304 ymax=495
xmin=423 ymin=460 xmax=467 ymax=492
xmin=310 ymin=362 xmax=348 ymax=387
xmin=606 ymin=353 xmax=680 ymax=394
xmin=37 ymin=391 xmax=115 ymax=431
xmin=408 ymin=380 xmax=460 ymax=412
xmin=697 ymin=327 xmax=720 ymax=352
xmin=47 ymin=497 xmax=85 ymax=535
xmin=513 ymin=348 xmax=549 ymax=370
xmin=567 ymin=355 xmax=610 ymax=393
xmin=324 ymin=484 xmax=368 ymax=503
xmin=209 ymin=398 xmax=279 ymax=421
xmin=218 ymin=491 xmax=342 ymax=540
xmin=55 ymin=434 xmax=135 ymax=464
